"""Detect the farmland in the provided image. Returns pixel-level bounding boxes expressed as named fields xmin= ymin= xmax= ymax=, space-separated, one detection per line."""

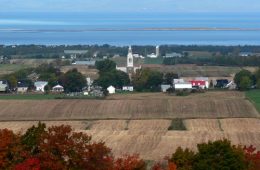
xmin=0 ymin=91 xmax=258 ymax=120
xmin=0 ymin=118 xmax=259 ymax=160
xmin=246 ymin=89 xmax=260 ymax=112
xmin=0 ymin=91 xmax=259 ymax=161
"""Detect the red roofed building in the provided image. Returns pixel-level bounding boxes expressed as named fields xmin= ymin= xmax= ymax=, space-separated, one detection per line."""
xmin=190 ymin=80 xmax=206 ymax=89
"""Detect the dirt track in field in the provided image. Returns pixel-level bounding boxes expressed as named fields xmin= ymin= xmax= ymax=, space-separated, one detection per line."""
xmin=0 ymin=92 xmax=258 ymax=121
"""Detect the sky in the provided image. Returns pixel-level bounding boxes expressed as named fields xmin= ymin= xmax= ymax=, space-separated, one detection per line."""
xmin=0 ymin=0 xmax=259 ymax=13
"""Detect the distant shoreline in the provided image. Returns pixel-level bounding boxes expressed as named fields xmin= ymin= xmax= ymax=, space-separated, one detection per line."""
xmin=1 ymin=27 xmax=260 ymax=32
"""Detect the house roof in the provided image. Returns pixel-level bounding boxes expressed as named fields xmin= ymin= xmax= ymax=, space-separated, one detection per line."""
xmin=53 ymin=85 xmax=64 ymax=89
xmin=34 ymin=81 xmax=48 ymax=87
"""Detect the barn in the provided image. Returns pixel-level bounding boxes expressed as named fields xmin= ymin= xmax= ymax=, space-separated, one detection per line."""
xmin=190 ymin=80 xmax=206 ymax=89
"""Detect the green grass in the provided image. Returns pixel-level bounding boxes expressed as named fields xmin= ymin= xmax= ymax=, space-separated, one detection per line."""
xmin=0 ymin=64 xmax=28 ymax=76
xmin=0 ymin=94 xmax=64 ymax=100
xmin=0 ymin=94 xmax=103 ymax=100
xmin=168 ymin=119 xmax=186 ymax=131
xmin=144 ymin=57 xmax=163 ymax=64
xmin=246 ymin=89 xmax=260 ymax=113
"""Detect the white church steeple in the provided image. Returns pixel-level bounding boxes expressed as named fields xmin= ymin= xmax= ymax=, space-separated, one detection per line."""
xmin=127 ymin=46 xmax=134 ymax=67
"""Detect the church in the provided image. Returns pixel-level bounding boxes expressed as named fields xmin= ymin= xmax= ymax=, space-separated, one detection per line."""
xmin=116 ymin=46 xmax=142 ymax=75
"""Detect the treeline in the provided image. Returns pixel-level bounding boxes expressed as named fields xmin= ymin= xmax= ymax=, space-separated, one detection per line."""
xmin=163 ymin=56 xmax=260 ymax=66
xmin=234 ymin=68 xmax=260 ymax=90
xmin=0 ymin=123 xmax=259 ymax=170
xmin=2 ymin=44 xmax=260 ymax=59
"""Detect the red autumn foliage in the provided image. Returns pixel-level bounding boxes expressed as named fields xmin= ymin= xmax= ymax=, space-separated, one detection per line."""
xmin=243 ymin=145 xmax=260 ymax=170
xmin=113 ymin=154 xmax=146 ymax=170
xmin=152 ymin=161 xmax=177 ymax=170
xmin=0 ymin=129 xmax=24 ymax=169
xmin=38 ymin=125 xmax=114 ymax=170
xmin=14 ymin=157 xmax=41 ymax=170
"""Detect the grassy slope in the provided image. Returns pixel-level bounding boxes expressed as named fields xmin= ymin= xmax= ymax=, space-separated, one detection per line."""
xmin=246 ymin=90 xmax=260 ymax=113
xmin=0 ymin=94 xmax=63 ymax=100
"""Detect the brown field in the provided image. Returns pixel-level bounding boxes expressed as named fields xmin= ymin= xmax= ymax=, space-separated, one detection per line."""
xmin=142 ymin=64 xmax=257 ymax=77
xmin=0 ymin=91 xmax=259 ymax=161
xmin=1 ymin=118 xmax=260 ymax=160
xmin=220 ymin=118 xmax=260 ymax=132
xmin=184 ymin=119 xmax=221 ymax=131
xmin=60 ymin=65 xmax=99 ymax=79
xmin=0 ymin=92 xmax=258 ymax=121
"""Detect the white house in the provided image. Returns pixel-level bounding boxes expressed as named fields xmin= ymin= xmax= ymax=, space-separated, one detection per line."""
xmin=34 ymin=81 xmax=48 ymax=92
xmin=52 ymin=85 xmax=64 ymax=92
xmin=122 ymin=86 xmax=134 ymax=92
xmin=107 ymin=85 xmax=116 ymax=94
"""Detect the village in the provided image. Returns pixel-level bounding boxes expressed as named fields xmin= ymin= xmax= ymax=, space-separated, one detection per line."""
xmin=0 ymin=45 xmax=249 ymax=99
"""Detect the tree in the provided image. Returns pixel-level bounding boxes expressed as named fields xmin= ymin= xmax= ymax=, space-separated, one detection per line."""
xmin=132 ymin=68 xmax=163 ymax=91
xmin=21 ymin=122 xmax=46 ymax=155
xmin=164 ymin=72 xmax=179 ymax=84
xmin=6 ymin=75 xmax=17 ymax=90
xmin=38 ymin=125 xmax=114 ymax=170
xmin=95 ymin=59 xmax=116 ymax=73
xmin=256 ymin=79 xmax=260 ymax=89
xmin=14 ymin=157 xmax=41 ymax=170
xmin=234 ymin=70 xmax=253 ymax=90
xmin=170 ymin=147 xmax=195 ymax=170
xmin=95 ymin=70 xmax=130 ymax=89
xmin=243 ymin=145 xmax=260 ymax=170
xmin=59 ymin=69 xmax=86 ymax=92
xmin=240 ymin=76 xmax=252 ymax=91
xmin=193 ymin=139 xmax=247 ymax=170
xmin=113 ymin=155 xmax=146 ymax=170
xmin=0 ymin=129 xmax=23 ymax=169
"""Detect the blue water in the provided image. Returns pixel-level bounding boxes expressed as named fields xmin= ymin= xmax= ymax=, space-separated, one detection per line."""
xmin=0 ymin=12 xmax=260 ymax=45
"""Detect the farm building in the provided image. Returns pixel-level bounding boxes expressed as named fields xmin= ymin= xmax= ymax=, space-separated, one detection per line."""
xmin=215 ymin=79 xmax=229 ymax=88
xmin=173 ymin=82 xmax=192 ymax=90
xmin=190 ymin=80 xmax=206 ymax=89
xmin=161 ymin=84 xmax=171 ymax=92
xmin=17 ymin=81 xmax=29 ymax=93
xmin=173 ymin=79 xmax=185 ymax=84
xmin=195 ymin=77 xmax=209 ymax=88
xmin=107 ymin=86 xmax=116 ymax=94
xmin=52 ymin=85 xmax=64 ymax=92
xmin=0 ymin=80 xmax=9 ymax=92
xmin=34 ymin=81 xmax=48 ymax=92
xmin=122 ymin=86 xmax=134 ymax=92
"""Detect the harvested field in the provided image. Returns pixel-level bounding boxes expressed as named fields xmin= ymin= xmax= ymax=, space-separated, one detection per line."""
xmin=0 ymin=121 xmax=90 ymax=133
xmin=220 ymin=118 xmax=260 ymax=132
xmin=142 ymin=65 xmax=257 ymax=77
xmin=61 ymin=65 xmax=99 ymax=79
xmin=0 ymin=91 xmax=258 ymax=121
xmin=1 ymin=118 xmax=260 ymax=160
xmin=183 ymin=119 xmax=221 ymax=131
xmin=90 ymin=120 xmax=127 ymax=131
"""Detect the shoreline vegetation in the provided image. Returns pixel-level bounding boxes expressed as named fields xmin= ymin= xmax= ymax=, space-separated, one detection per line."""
xmin=1 ymin=27 xmax=260 ymax=32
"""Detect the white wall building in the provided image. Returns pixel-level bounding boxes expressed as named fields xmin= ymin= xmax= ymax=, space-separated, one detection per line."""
xmin=173 ymin=83 xmax=192 ymax=90
xmin=34 ymin=81 xmax=48 ymax=92
xmin=52 ymin=85 xmax=64 ymax=92
xmin=116 ymin=46 xmax=142 ymax=74
xmin=156 ymin=45 xmax=160 ymax=57
xmin=122 ymin=86 xmax=134 ymax=92
xmin=107 ymin=85 xmax=116 ymax=94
